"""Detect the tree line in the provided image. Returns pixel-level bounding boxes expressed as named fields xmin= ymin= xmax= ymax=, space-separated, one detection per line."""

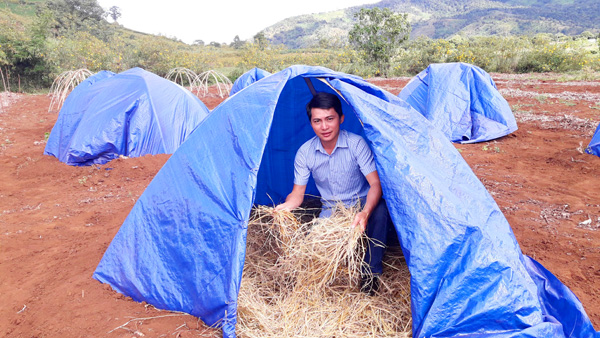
xmin=0 ymin=2 xmax=599 ymax=92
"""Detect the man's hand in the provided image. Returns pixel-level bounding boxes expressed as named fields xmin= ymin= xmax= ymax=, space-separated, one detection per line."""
xmin=351 ymin=170 xmax=382 ymax=233
xmin=275 ymin=184 xmax=307 ymax=212
xmin=275 ymin=202 xmax=296 ymax=212
xmin=351 ymin=210 xmax=370 ymax=232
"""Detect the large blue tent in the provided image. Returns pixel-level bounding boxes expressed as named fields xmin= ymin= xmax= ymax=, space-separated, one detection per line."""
xmin=45 ymin=67 xmax=210 ymax=166
xmin=399 ymin=62 xmax=518 ymax=143
xmin=93 ymin=65 xmax=599 ymax=338
xmin=229 ymin=67 xmax=271 ymax=96
xmin=586 ymin=123 xmax=600 ymax=157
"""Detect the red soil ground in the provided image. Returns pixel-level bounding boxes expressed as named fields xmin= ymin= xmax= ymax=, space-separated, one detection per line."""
xmin=1 ymin=75 xmax=599 ymax=337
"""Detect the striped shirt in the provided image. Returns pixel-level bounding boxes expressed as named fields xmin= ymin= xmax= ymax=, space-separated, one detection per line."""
xmin=294 ymin=130 xmax=377 ymax=217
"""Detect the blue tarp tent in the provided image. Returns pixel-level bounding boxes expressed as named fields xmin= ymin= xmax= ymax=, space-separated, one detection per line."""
xmin=93 ymin=65 xmax=599 ymax=338
xmin=229 ymin=67 xmax=271 ymax=96
xmin=399 ymin=62 xmax=518 ymax=143
xmin=44 ymin=67 xmax=210 ymax=166
xmin=586 ymin=123 xmax=600 ymax=157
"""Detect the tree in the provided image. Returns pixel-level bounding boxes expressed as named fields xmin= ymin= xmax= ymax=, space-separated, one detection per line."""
xmin=0 ymin=8 xmax=55 ymax=88
xmin=348 ymin=7 xmax=411 ymax=75
xmin=231 ymin=35 xmax=245 ymax=49
xmin=193 ymin=39 xmax=204 ymax=47
xmin=253 ymin=32 xmax=268 ymax=50
xmin=107 ymin=6 xmax=121 ymax=23
xmin=47 ymin=0 xmax=106 ymax=23
xmin=46 ymin=0 xmax=108 ymax=39
xmin=318 ymin=38 xmax=329 ymax=49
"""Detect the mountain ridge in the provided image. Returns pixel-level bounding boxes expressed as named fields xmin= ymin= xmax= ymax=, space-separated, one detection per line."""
xmin=261 ymin=0 xmax=600 ymax=49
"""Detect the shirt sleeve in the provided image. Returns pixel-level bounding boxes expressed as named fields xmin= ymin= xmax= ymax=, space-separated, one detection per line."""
xmin=354 ymin=136 xmax=377 ymax=177
xmin=293 ymin=144 xmax=310 ymax=186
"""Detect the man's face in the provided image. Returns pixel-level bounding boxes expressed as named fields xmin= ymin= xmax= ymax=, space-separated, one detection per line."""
xmin=310 ymin=107 xmax=344 ymax=145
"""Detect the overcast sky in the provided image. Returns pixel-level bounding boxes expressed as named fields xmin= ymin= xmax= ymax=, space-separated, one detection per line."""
xmin=96 ymin=0 xmax=380 ymax=44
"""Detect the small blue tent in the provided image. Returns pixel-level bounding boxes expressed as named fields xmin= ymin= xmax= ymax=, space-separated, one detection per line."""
xmin=586 ymin=123 xmax=600 ymax=157
xmin=93 ymin=66 xmax=599 ymax=338
xmin=44 ymin=67 xmax=210 ymax=166
xmin=229 ymin=67 xmax=271 ymax=96
xmin=399 ymin=62 xmax=518 ymax=143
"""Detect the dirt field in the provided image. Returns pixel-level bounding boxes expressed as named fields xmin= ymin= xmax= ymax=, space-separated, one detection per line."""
xmin=1 ymin=75 xmax=599 ymax=337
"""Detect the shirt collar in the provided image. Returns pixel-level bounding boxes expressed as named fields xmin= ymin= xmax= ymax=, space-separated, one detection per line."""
xmin=315 ymin=129 xmax=348 ymax=154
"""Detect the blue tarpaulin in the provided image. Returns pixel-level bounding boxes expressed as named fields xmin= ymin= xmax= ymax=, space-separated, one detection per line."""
xmin=93 ymin=65 xmax=599 ymax=338
xmin=229 ymin=67 xmax=271 ymax=96
xmin=399 ymin=62 xmax=518 ymax=143
xmin=586 ymin=123 xmax=600 ymax=157
xmin=44 ymin=67 xmax=210 ymax=166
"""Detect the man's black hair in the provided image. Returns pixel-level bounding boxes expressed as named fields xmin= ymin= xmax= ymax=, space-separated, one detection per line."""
xmin=306 ymin=92 xmax=343 ymax=120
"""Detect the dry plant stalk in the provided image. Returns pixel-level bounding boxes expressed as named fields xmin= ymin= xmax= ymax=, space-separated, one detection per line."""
xmin=48 ymin=69 xmax=93 ymax=112
xmin=166 ymin=67 xmax=201 ymax=95
xmin=239 ymin=204 xmax=412 ymax=338
xmin=0 ymin=67 xmax=8 ymax=93
xmin=194 ymin=70 xmax=232 ymax=98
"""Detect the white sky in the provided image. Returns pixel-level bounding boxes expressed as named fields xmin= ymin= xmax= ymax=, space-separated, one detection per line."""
xmin=96 ymin=0 xmax=380 ymax=44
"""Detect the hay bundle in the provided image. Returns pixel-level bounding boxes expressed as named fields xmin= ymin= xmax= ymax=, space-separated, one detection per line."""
xmin=239 ymin=205 xmax=412 ymax=337
xmin=165 ymin=67 xmax=202 ymax=95
xmin=195 ymin=70 xmax=232 ymax=98
xmin=48 ymin=69 xmax=93 ymax=112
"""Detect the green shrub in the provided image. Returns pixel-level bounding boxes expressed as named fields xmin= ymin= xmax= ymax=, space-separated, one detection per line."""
xmin=47 ymin=32 xmax=112 ymax=72
xmin=391 ymin=34 xmax=600 ymax=76
xmin=0 ymin=9 xmax=53 ymax=89
xmin=238 ymin=42 xmax=285 ymax=73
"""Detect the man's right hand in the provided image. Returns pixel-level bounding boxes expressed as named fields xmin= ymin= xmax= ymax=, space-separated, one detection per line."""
xmin=276 ymin=184 xmax=307 ymax=212
xmin=274 ymin=202 xmax=295 ymax=211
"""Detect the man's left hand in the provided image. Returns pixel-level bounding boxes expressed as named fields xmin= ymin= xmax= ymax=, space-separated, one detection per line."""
xmin=351 ymin=211 xmax=369 ymax=232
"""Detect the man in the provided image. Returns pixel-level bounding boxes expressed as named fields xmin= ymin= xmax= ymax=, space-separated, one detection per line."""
xmin=275 ymin=92 xmax=392 ymax=295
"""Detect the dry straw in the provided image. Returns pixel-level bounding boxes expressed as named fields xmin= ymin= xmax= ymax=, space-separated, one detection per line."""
xmin=165 ymin=67 xmax=202 ymax=95
xmin=195 ymin=70 xmax=232 ymax=98
xmin=239 ymin=204 xmax=412 ymax=337
xmin=0 ymin=67 xmax=9 ymax=93
xmin=166 ymin=68 xmax=232 ymax=98
xmin=48 ymin=69 xmax=93 ymax=112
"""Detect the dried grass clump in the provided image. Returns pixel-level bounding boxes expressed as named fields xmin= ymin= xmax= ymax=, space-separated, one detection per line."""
xmin=515 ymin=112 xmax=597 ymax=134
xmin=165 ymin=68 xmax=232 ymax=98
xmin=48 ymin=69 xmax=93 ymax=112
xmin=0 ymin=92 xmax=20 ymax=112
xmin=239 ymin=205 xmax=412 ymax=338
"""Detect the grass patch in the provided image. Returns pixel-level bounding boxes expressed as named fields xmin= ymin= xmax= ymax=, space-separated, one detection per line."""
xmin=556 ymin=69 xmax=600 ymax=82
xmin=512 ymin=103 xmax=535 ymax=114
xmin=482 ymin=144 xmax=501 ymax=153
xmin=559 ymin=99 xmax=577 ymax=106
xmin=535 ymin=95 xmax=548 ymax=104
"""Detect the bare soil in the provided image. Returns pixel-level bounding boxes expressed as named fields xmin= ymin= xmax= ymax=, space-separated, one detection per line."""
xmin=1 ymin=76 xmax=599 ymax=337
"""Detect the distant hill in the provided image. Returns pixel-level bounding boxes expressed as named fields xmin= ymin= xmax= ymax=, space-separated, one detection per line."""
xmin=261 ymin=0 xmax=600 ymax=49
xmin=0 ymin=0 xmax=157 ymax=42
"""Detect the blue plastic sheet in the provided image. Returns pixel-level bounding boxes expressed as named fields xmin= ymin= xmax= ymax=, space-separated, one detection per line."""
xmin=44 ymin=68 xmax=210 ymax=166
xmin=586 ymin=123 xmax=600 ymax=157
xmin=399 ymin=62 xmax=518 ymax=143
xmin=94 ymin=65 xmax=599 ymax=338
xmin=229 ymin=67 xmax=271 ymax=96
